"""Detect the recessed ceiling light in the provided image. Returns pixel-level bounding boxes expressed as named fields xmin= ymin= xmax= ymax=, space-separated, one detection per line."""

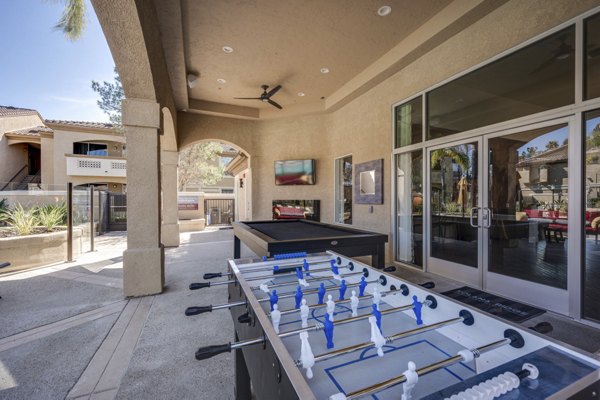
xmin=377 ymin=6 xmax=391 ymax=16
xmin=217 ymin=78 xmax=227 ymax=84
xmin=222 ymin=46 xmax=234 ymax=53
xmin=297 ymin=92 xmax=305 ymax=97
xmin=320 ymin=67 xmax=330 ymax=74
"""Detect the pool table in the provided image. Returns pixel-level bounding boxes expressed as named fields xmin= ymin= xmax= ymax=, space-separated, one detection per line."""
xmin=232 ymin=219 xmax=388 ymax=268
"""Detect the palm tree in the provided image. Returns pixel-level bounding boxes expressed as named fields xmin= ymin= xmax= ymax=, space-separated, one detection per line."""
xmin=546 ymin=140 xmax=559 ymax=150
xmin=431 ymin=147 xmax=469 ymax=172
xmin=55 ymin=0 xmax=86 ymax=41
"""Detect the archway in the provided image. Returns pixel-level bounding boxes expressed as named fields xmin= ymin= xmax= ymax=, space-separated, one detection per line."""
xmin=178 ymin=139 xmax=252 ymax=223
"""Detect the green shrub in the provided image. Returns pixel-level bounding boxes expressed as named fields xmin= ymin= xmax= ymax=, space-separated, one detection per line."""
xmin=36 ymin=203 xmax=67 ymax=231
xmin=0 ymin=198 xmax=8 ymax=223
xmin=6 ymin=204 xmax=38 ymax=236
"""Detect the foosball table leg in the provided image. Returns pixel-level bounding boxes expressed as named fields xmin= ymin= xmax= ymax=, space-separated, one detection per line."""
xmin=234 ymin=332 xmax=252 ymax=400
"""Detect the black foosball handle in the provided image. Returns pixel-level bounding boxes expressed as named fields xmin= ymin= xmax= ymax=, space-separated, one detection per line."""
xmin=189 ymin=282 xmax=211 ymax=290
xmin=195 ymin=343 xmax=232 ymax=360
xmin=185 ymin=306 xmax=213 ymax=316
xmin=203 ymin=272 xmax=223 ymax=279
xmin=420 ymin=281 xmax=435 ymax=289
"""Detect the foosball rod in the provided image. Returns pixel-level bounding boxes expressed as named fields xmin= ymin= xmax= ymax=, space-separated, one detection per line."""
xmin=334 ymin=331 xmax=524 ymax=400
xmin=203 ymin=262 xmax=350 ymax=280
xmin=255 ymin=270 xmax=367 ymax=290
xmin=186 ymin=281 xmax=434 ymax=316
xmin=187 ymin=286 xmax=396 ymax=317
xmin=190 ymin=273 xmax=374 ymax=291
xmin=203 ymin=257 xmax=345 ymax=279
xmin=190 ymin=265 xmax=365 ymax=290
xmin=235 ymin=254 xmax=336 ymax=274
xmin=187 ymin=278 xmax=386 ymax=316
xmin=274 ymin=285 xmax=410 ymax=317
xmin=302 ymin=310 xmax=472 ymax=365
xmin=194 ymin=297 xmax=436 ymax=360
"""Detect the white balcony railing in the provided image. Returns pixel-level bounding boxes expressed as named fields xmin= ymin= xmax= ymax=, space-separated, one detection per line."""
xmin=66 ymin=154 xmax=126 ymax=178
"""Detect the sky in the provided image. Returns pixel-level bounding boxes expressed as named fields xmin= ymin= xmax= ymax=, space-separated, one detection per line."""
xmin=0 ymin=0 xmax=115 ymax=122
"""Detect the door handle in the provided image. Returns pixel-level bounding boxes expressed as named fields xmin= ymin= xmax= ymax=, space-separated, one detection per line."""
xmin=470 ymin=207 xmax=480 ymax=228
xmin=483 ymin=207 xmax=492 ymax=229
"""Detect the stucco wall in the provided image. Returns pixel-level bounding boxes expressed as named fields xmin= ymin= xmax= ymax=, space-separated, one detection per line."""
xmin=0 ymin=114 xmax=44 ymax=183
xmin=176 ymin=1 xmax=600 ymax=261
xmin=50 ymin=128 xmax=126 ymax=186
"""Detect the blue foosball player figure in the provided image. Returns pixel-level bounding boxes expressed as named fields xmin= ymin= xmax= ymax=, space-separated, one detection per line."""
xmin=296 ymin=267 xmax=304 ymax=281
xmin=318 ymin=282 xmax=326 ymax=304
xmin=330 ymin=259 xmax=339 ymax=276
xmin=371 ymin=303 xmax=382 ymax=333
xmin=303 ymin=259 xmax=310 ymax=275
xmin=339 ymin=280 xmax=347 ymax=301
xmin=412 ymin=295 xmax=423 ymax=325
xmin=269 ymin=289 xmax=278 ymax=312
xmin=324 ymin=313 xmax=334 ymax=349
xmin=295 ymin=286 xmax=303 ymax=309
xmin=359 ymin=277 xmax=368 ymax=297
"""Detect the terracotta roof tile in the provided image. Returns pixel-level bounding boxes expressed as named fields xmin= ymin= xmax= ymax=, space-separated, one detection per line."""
xmin=45 ymin=119 xmax=114 ymax=130
xmin=5 ymin=126 xmax=53 ymax=136
xmin=0 ymin=105 xmax=39 ymax=117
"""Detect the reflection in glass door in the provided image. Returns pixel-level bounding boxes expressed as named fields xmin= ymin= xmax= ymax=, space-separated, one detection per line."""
xmin=428 ymin=140 xmax=481 ymax=285
xmin=485 ymin=123 xmax=570 ymax=313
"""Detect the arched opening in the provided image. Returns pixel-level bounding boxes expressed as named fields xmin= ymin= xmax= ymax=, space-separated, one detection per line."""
xmin=178 ymin=139 xmax=252 ymax=225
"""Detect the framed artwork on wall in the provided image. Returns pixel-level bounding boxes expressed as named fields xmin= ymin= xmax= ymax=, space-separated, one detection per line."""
xmin=354 ymin=159 xmax=383 ymax=204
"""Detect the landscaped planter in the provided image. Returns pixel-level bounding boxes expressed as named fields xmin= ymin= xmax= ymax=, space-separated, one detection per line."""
xmin=0 ymin=228 xmax=83 ymax=272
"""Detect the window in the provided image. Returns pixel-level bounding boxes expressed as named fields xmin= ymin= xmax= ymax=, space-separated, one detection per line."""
xmin=395 ymin=97 xmax=422 ymax=148
xmin=395 ymin=150 xmax=423 ymax=267
xmin=584 ymin=12 xmax=600 ymax=100
xmin=428 ymin=26 xmax=575 ymax=139
xmin=584 ymin=109 xmax=600 ymax=322
xmin=73 ymin=142 xmax=108 ymax=156
xmin=334 ymin=155 xmax=352 ymax=224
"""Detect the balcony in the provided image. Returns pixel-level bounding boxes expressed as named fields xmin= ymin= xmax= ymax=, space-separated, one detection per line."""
xmin=66 ymin=154 xmax=126 ymax=178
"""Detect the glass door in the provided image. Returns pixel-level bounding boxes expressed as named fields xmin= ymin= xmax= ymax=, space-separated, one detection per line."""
xmin=427 ymin=138 xmax=482 ymax=286
xmin=483 ymin=121 xmax=572 ymax=314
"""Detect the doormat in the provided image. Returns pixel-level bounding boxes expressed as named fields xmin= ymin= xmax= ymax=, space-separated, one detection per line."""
xmin=441 ymin=286 xmax=545 ymax=323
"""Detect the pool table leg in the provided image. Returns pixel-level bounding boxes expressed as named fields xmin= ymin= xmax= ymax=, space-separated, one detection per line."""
xmin=234 ymin=235 xmax=241 ymax=258
xmin=374 ymin=243 xmax=385 ymax=269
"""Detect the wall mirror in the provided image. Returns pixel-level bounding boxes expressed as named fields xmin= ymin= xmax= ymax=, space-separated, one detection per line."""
xmin=354 ymin=159 xmax=383 ymax=204
xmin=359 ymin=171 xmax=376 ymax=195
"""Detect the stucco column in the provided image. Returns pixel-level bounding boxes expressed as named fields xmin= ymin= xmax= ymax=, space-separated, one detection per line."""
xmin=122 ymin=99 xmax=164 ymax=296
xmin=161 ymin=150 xmax=180 ymax=247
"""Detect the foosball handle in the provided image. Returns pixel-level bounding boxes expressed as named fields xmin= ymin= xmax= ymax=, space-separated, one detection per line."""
xmin=383 ymin=266 xmax=396 ymax=272
xmin=185 ymin=306 xmax=213 ymax=316
xmin=529 ymin=321 xmax=553 ymax=334
xmin=420 ymin=281 xmax=435 ymax=289
xmin=203 ymin=272 xmax=223 ymax=279
xmin=195 ymin=343 xmax=232 ymax=360
xmin=189 ymin=282 xmax=211 ymax=290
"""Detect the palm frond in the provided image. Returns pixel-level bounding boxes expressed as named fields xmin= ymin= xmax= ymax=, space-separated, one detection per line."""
xmin=55 ymin=0 xmax=86 ymax=41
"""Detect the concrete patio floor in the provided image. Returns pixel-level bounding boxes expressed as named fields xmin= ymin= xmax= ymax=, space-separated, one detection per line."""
xmin=0 ymin=229 xmax=598 ymax=399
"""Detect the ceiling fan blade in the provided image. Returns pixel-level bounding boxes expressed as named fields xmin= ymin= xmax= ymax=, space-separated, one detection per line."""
xmin=234 ymin=97 xmax=262 ymax=100
xmin=266 ymin=85 xmax=282 ymax=98
xmin=530 ymin=56 xmax=556 ymax=74
xmin=268 ymin=99 xmax=283 ymax=109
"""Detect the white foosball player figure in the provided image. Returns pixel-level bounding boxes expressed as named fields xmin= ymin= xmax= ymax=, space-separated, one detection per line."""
xmin=369 ymin=316 xmax=385 ymax=357
xmin=271 ymin=304 xmax=281 ymax=333
xmin=326 ymin=294 xmax=335 ymax=322
xmin=402 ymin=361 xmax=419 ymax=400
xmin=300 ymin=298 xmax=310 ymax=328
xmin=259 ymin=283 xmax=270 ymax=293
xmin=350 ymin=290 xmax=359 ymax=317
xmin=299 ymin=331 xmax=315 ymax=379
xmin=372 ymin=287 xmax=381 ymax=310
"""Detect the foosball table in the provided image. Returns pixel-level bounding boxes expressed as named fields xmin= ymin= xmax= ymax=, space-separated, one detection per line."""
xmin=187 ymin=251 xmax=600 ymax=399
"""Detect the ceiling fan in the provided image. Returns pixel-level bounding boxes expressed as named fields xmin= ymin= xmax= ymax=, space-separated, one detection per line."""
xmin=235 ymin=84 xmax=283 ymax=109
xmin=531 ymin=35 xmax=574 ymax=74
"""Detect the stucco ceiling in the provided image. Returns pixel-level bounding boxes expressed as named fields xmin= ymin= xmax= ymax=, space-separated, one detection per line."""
xmin=154 ymin=0 xmax=503 ymax=119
